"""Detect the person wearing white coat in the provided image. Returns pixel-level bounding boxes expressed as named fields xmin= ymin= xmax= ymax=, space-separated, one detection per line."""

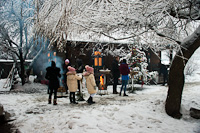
xmin=83 ymin=65 xmax=97 ymax=104
xmin=67 ymin=66 xmax=82 ymax=104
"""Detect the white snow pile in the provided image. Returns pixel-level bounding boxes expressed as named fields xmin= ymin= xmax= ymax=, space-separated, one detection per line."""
xmin=184 ymin=47 xmax=200 ymax=83
xmin=0 ymin=76 xmax=200 ymax=133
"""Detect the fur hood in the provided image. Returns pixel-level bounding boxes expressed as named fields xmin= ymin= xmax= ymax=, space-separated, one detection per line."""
xmin=66 ymin=71 xmax=76 ymax=76
xmin=84 ymin=73 xmax=96 ymax=94
xmin=67 ymin=74 xmax=82 ymax=92
xmin=83 ymin=71 xmax=91 ymax=76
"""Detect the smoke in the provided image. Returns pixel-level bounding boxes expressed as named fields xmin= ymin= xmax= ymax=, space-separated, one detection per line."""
xmin=55 ymin=56 xmax=65 ymax=87
xmin=44 ymin=51 xmax=65 ymax=87
xmin=34 ymin=49 xmax=65 ymax=87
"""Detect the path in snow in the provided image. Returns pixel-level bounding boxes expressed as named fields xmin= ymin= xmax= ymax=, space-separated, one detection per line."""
xmin=0 ymin=81 xmax=199 ymax=133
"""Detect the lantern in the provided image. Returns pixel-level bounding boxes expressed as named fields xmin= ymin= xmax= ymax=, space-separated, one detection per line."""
xmin=47 ymin=52 xmax=51 ymax=62
xmin=94 ymin=51 xmax=103 ymax=67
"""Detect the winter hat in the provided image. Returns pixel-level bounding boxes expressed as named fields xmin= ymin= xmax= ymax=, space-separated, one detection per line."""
xmin=85 ymin=65 xmax=94 ymax=73
xmin=65 ymin=59 xmax=70 ymax=63
xmin=67 ymin=66 xmax=76 ymax=72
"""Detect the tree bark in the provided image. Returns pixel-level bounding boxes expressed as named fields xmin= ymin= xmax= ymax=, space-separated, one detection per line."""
xmin=165 ymin=25 xmax=200 ymax=119
xmin=19 ymin=50 xmax=25 ymax=85
xmin=165 ymin=53 xmax=185 ymax=119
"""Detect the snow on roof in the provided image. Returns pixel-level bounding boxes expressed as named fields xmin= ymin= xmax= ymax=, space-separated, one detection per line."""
xmin=0 ymin=59 xmax=33 ymax=62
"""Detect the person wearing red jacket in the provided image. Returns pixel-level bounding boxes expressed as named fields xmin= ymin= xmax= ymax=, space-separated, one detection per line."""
xmin=119 ymin=59 xmax=130 ymax=96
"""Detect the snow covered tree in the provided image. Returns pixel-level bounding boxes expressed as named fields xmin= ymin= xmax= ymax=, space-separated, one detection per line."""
xmin=0 ymin=0 xmax=46 ymax=85
xmin=35 ymin=0 xmax=200 ymax=118
xmin=129 ymin=47 xmax=149 ymax=84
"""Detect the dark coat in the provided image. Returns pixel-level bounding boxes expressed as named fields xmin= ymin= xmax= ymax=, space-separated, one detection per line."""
xmin=76 ymin=59 xmax=84 ymax=73
xmin=45 ymin=66 xmax=61 ymax=90
xmin=63 ymin=62 xmax=71 ymax=81
xmin=64 ymin=62 xmax=71 ymax=74
xmin=160 ymin=64 xmax=168 ymax=75
xmin=119 ymin=63 xmax=130 ymax=75
xmin=112 ymin=59 xmax=120 ymax=78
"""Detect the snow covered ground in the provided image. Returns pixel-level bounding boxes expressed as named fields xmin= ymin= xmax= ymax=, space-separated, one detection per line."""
xmin=0 ymin=75 xmax=200 ymax=133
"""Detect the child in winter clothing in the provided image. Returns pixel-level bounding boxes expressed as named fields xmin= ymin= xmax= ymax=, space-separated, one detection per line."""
xmin=83 ymin=65 xmax=97 ymax=104
xmin=67 ymin=66 xmax=82 ymax=104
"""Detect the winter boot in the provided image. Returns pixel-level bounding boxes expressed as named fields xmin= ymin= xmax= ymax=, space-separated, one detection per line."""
xmin=87 ymin=96 xmax=92 ymax=104
xmin=73 ymin=101 xmax=78 ymax=104
xmin=91 ymin=97 xmax=95 ymax=104
xmin=53 ymin=99 xmax=57 ymax=105
xmin=87 ymin=97 xmax=90 ymax=103
xmin=69 ymin=96 xmax=73 ymax=104
xmin=123 ymin=93 xmax=128 ymax=97
xmin=48 ymin=99 xmax=51 ymax=104
xmin=72 ymin=94 xmax=78 ymax=104
xmin=72 ymin=99 xmax=78 ymax=104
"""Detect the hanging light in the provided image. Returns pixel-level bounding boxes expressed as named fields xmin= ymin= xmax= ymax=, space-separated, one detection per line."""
xmin=94 ymin=51 xmax=102 ymax=67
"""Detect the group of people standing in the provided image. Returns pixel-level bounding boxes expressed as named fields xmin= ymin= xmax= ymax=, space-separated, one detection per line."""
xmin=45 ymin=59 xmax=96 ymax=105
xmin=45 ymin=56 xmax=130 ymax=105
xmin=112 ymin=56 xmax=130 ymax=96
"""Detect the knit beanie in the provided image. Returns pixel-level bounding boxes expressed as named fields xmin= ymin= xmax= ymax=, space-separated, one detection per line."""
xmin=65 ymin=59 xmax=70 ymax=63
xmin=85 ymin=65 xmax=94 ymax=73
xmin=67 ymin=66 xmax=76 ymax=72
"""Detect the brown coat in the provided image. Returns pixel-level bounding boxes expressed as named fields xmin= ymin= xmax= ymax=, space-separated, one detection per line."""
xmin=84 ymin=72 xmax=97 ymax=94
xmin=67 ymin=72 xmax=82 ymax=92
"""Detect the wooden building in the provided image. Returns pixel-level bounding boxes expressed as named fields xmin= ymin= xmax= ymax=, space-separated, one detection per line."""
xmin=32 ymin=40 xmax=165 ymax=87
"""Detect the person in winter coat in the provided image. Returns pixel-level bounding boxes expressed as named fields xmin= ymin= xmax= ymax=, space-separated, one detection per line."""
xmin=63 ymin=59 xmax=71 ymax=94
xmin=111 ymin=56 xmax=120 ymax=94
xmin=83 ymin=65 xmax=97 ymax=104
xmin=67 ymin=66 xmax=82 ymax=104
xmin=45 ymin=61 xmax=61 ymax=105
xmin=119 ymin=59 xmax=130 ymax=96
xmin=160 ymin=64 xmax=168 ymax=86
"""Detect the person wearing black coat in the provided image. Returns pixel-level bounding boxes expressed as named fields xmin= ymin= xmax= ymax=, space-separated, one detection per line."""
xmin=111 ymin=56 xmax=120 ymax=94
xmin=45 ymin=61 xmax=61 ymax=105
xmin=76 ymin=58 xmax=85 ymax=101
xmin=160 ymin=64 xmax=168 ymax=86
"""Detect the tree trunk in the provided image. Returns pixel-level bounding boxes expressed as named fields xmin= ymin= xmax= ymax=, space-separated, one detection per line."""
xmin=165 ymin=53 xmax=185 ymax=119
xmin=19 ymin=51 xmax=25 ymax=85
xmin=165 ymin=25 xmax=200 ymax=119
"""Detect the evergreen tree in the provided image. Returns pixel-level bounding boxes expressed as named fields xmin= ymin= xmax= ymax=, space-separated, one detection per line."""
xmin=129 ymin=48 xmax=149 ymax=85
